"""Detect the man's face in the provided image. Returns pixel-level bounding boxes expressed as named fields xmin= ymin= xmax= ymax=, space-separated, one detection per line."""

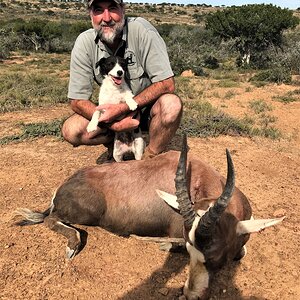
xmin=90 ymin=0 xmax=125 ymax=45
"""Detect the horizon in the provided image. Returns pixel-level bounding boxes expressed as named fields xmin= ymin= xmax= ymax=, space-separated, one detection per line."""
xmin=126 ymin=1 xmax=299 ymax=10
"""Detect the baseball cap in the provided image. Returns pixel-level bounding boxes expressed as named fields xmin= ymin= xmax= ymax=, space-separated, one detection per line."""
xmin=88 ymin=0 xmax=123 ymax=7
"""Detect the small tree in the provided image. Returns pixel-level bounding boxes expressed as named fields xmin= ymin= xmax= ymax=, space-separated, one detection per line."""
xmin=205 ymin=4 xmax=299 ymax=66
xmin=14 ymin=18 xmax=48 ymax=51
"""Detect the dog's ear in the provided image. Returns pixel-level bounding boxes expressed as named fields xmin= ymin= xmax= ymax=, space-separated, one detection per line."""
xmin=96 ymin=57 xmax=107 ymax=75
xmin=118 ymin=57 xmax=128 ymax=72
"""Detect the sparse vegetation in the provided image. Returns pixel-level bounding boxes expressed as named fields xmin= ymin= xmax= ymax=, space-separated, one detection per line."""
xmin=249 ymin=100 xmax=273 ymax=114
xmin=224 ymin=90 xmax=237 ymax=99
xmin=247 ymin=100 xmax=280 ymax=139
xmin=273 ymin=89 xmax=300 ymax=103
xmin=180 ymin=101 xmax=252 ymax=138
xmin=180 ymin=99 xmax=281 ymax=139
xmin=175 ymin=77 xmax=201 ymax=100
xmin=1 ymin=0 xmax=297 ymax=143
xmin=0 ymin=72 xmax=68 ymax=112
xmin=0 ymin=119 xmax=64 ymax=145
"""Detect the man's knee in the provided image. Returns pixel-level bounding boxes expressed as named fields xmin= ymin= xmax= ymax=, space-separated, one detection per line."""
xmin=158 ymin=94 xmax=183 ymax=125
xmin=61 ymin=115 xmax=113 ymax=146
xmin=61 ymin=118 xmax=77 ymax=145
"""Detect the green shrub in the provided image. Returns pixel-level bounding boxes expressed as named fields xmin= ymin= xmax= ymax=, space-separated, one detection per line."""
xmin=0 ymin=72 xmax=68 ymax=112
xmin=250 ymin=67 xmax=292 ymax=84
xmin=203 ymin=55 xmax=219 ymax=69
xmin=0 ymin=18 xmax=90 ymax=55
xmin=217 ymin=80 xmax=240 ymax=88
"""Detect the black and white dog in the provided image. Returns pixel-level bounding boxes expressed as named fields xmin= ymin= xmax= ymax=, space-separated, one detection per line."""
xmin=87 ymin=56 xmax=145 ymax=162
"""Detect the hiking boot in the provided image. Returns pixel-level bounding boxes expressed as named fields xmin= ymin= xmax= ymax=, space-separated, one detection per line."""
xmin=96 ymin=142 xmax=114 ymax=164
xmin=96 ymin=151 xmax=115 ymax=164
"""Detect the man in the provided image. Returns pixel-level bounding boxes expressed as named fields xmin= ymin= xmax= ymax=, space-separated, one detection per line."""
xmin=62 ymin=0 xmax=182 ymax=161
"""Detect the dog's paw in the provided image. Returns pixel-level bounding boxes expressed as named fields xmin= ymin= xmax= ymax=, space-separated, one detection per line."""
xmin=87 ymin=122 xmax=98 ymax=133
xmin=126 ymin=100 xmax=138 ymax=111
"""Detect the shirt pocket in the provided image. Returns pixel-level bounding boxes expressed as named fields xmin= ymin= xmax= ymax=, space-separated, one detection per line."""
xmin=127 ymin=64 xmax=144 ymax=80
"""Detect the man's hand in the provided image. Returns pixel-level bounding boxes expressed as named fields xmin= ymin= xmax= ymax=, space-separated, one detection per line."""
xmin=97 ymin=103 xmax=140 ymax=132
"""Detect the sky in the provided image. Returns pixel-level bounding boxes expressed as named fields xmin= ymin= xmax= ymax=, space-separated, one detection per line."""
xmin=127 ymin=1 xmax=299 ymax=10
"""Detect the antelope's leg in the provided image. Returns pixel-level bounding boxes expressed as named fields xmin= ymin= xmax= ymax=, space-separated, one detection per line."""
xmin=44 ymin=214 xmax=81 ymax=259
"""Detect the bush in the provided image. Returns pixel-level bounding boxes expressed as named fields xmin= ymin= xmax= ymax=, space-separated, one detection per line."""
xmin=0 ymin=72 xmax=68 ymax=112
xmin=156 ymin=24 xmax=222 ymax=75
xmin=0 ymin=18 xmax=90 ymax=55
xmin=203 ymin=55 xmax=219 ymax=69
xmin=250 ymin=67 xmax=292 ymax=84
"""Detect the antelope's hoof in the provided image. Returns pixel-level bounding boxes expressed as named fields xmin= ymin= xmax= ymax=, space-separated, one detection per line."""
xmin=234 ymin=245 xmax=247 ymax=261
xmin=159 ymin=242 xmax=173 ymax=252
xmin=66 ymin=246 xmax=79 ymax=260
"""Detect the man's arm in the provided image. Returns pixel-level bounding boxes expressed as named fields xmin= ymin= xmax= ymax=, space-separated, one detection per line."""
xmin=70 ymin=99 xmax=97 ymax=121
xmin=133 ymin=76 xmax=175 ymax=108
xmin=70 ymin=98 xmax=140 ymax=133
xmin=97 ymin=76 xmax=175 ymax=129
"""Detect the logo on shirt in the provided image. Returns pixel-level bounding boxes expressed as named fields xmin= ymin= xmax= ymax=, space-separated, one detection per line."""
xmin=125 ymin=50 xmax=136 ymax=67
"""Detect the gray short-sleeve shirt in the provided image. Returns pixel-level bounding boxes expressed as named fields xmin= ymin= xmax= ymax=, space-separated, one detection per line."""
xmin=68 ymin=17 xmax=174 ymax=100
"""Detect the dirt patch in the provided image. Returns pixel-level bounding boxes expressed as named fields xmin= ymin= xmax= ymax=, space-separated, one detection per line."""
xmin=204 ymin=81 xmax=300 ymax=144
xmin=0 ymin=105 xmax=71 ymax=139
xmin=0 ymin=102 xmax=299 ymax=299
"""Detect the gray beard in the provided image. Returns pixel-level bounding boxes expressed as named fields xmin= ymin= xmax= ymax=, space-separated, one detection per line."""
xmin=96 ymin=17 xmax=125 ymax=45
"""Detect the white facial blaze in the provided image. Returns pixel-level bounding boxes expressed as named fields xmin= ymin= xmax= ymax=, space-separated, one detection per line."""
xmin=185 ymin=227 xmax=209 ymax=300
xmin=187 ymin=205 xmax=213 ymax=249
xmin=156 ymin=191 xmax=211 ymax=299
xmin=108 ymin=62 xmax=124 ymax=78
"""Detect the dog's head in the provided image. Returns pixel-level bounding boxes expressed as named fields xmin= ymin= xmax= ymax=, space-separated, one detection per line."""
xmin=96 ymin=56 xmax=127 ymax=86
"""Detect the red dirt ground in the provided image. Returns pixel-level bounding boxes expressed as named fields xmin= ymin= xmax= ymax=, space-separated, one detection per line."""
xmin=0 ymin=101 xmax=299 ymax=299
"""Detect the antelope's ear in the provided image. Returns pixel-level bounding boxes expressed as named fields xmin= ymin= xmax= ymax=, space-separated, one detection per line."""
xmin=236 ymin=217 xmax=285 ymax=235
xmin=156 ymin=189 xmax=179 ymax=210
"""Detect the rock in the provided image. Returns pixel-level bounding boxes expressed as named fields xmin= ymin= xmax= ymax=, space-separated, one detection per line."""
xmin=181 ymin=70 xmax=194 ymax=77
xmin=273 ymin=209 xmax=286 ymax=217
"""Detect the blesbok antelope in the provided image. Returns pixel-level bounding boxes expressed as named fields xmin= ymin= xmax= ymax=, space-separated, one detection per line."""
xmin=14 ymin=135 xmax=284 ymax=299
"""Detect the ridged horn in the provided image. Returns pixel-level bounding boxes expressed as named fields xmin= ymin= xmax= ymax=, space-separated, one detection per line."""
xmin=196 ymin=149 xmax=235 ymax=240
xmin=175 ymin=134 xmax=196 ymax=231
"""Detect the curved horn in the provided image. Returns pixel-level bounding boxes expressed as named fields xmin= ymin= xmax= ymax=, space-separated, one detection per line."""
xmin=196 ymin=149 xmax=235 ymax=240
xmin=175 ymin=134 xmax=196 ymax=231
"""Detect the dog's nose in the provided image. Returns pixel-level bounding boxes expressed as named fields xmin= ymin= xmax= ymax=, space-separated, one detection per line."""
xmin=117 ymin=70 xmax=123 ymax=77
